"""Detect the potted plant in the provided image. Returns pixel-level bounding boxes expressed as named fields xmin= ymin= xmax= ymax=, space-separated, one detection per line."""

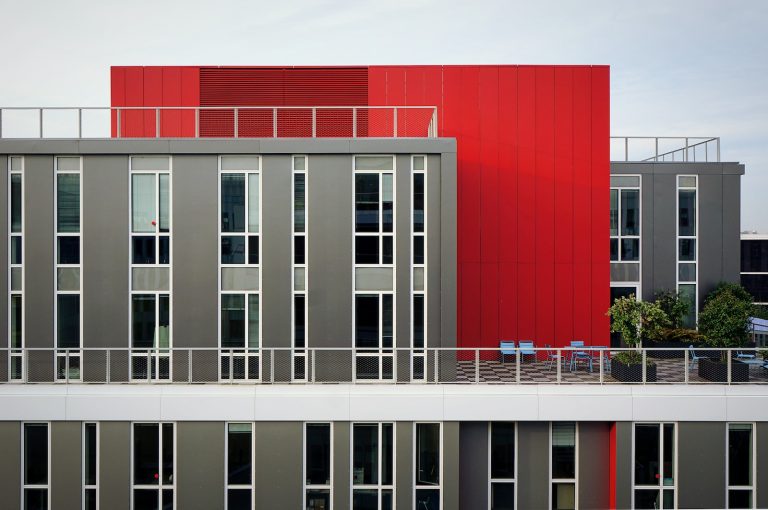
xmin=607 ymin=295 xmax=668 ymax=382
xmin=646 ymin=291 xmax=700 ymax=352
xmin=697 ymin=283 xmax=755 ymax=382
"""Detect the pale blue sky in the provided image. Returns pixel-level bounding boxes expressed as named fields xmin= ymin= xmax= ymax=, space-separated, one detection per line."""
xmin=1 ymin=0 xmax=766 ymax=230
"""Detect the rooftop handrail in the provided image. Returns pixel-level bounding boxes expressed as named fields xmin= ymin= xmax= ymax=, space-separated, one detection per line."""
xmin=611 ymin=136 xmax=720 ymax=163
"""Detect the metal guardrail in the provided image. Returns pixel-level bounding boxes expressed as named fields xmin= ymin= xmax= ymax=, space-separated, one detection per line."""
xmin=2 ymin=347 xmax=766 ymax=385
xmin=611 ymin=136 xmax=720 ymax=163
xmin=0 ymin=106 xmax=439 ymax=139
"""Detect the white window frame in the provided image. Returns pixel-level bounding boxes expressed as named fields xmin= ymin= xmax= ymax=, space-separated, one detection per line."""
xmin=293 ymin=155 xmax=308 ymax=381
xmin=54 ymin=156 xmax=83 ymax=382
xmin=82 ymin=422 xmax=99 ymax=510
xmin=726 ymin=422 xmax=756 ymax=509
xmin=350 ymin=422 xmax=396 ymax=509
xmin=353 ymin=155 xmax=396 ymax=267
xmin=304 ymin=422 xmax=334 ymax=510
xmin=414 ymin=421 xmax=443 ymax=510
xmin=353 ymin=291 xmax=395 ymax=382
xmin=218 ymin=156 xmax=262 ymax=382
xmin=676 ymin=175 xmax=699 ymax=327
xmin=225 ymin=422 xmax=255 ymax=510
xmin=130 ymin=422 xmax=176 ymax=510
xmin=129 ymin=156 xmax=173 ymax=381
xmin=488 ymin=422 xmax=517 ymax=510
xmin=631 ymin=422 xmax=677 ymax=510
xmin=22 ymin=421 xmax=51 ymax=510
xmin=8 ymin=156 xmax=24 ymax=382
xmin=610 ymin=175 xmax=642 ymax=294
xmin=549 ymin=422 xmax=578 ymax=510
xmin=411 ymin=155 xmax=427 ymax=382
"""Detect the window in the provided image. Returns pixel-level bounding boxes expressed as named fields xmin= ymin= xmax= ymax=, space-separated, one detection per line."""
xmin=352 ymin=423 xmax=394 ymax=510
xmin=355 ymin=293 xmax=394 ymax=380
xmin=305 ymin=423 xmax=332 ymax=510
xmin=677 ymin=176 xmax=698 ymax=328
xmin=415 ymin=423 xmax=441 ymax=510
xmin=132 ymin=423 xmax=174 ymax=510
xmin=83 ymin=423 xmax=98 ymax=510
xmin=131 ymin=294 xmax=171 ymax=380
xmin=727 ymin=423 xmax=754 ymax=509
xmin=610 ymin=175 xmax=641 ymax=293
xmin=23 ymin=422 xmax=50 ymax=510
xmin=220 ymin=293 xmax=260 ymax=380
xmin=489 ymin=422 xmax=515 ymax=510
xmin=130 ymin=157 xmax=171 ymax=265
xmin=293 ymin=156 xmax=308 ymax=380
xmin=412 ymin=156 xmax=426 ymax=381
xmin=633 ymin=423 xmax=675 ymax=509
xmin=220 ymin=156 xmax=260 ymax=265
xmin=9 ymin=156 xmax=24 ymax=381
xmin=551 ymin=422 xmax=577 ymax=510
xmin=354 ymin=156 xmax=394 ymax=265
xmin=55 ymin=156 xmax=82 ymax=381
xmin=227 ymin=423 xmax=254 ymax=510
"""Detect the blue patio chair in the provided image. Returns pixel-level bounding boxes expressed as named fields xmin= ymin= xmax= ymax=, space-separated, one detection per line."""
xmin=689 ymin=344 xmax=705 ymax=370
xmin=499 ymin=341 xmax=516 ymax=363
xmin=735 ymin=349 xmax=756 ymax=360
xmin=569 ymin=340 xmax=593 ymax=372
xmin=545 ymin=344 xmax=562 ymax=371
xmin=591 ymin=345 xmax=610 ymax=372
xmin=518 ymin=340 xmax=536 ymax=363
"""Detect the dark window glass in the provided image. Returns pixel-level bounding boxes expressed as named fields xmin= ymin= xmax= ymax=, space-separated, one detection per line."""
xmin=24 ymin=424 xmax=48 ymax=485
xmin=414 ymin=173 xmax=425 ymax=233
xmin=159 ymin=236 xmax=169 ymax=265
xmin=58 ymin=236 xmax=80 ymax=264
xmin=133 ymin=489 xmax=157 ymax=510
xmin=161 ymin=423 xmax=173 ymax=485
xmin=305 ymin=424 xmax=331 ymax=485
xmin=133 ymin=424 xmax=159 ymax=485
xmin=355 ymin=236 xmax=379 ymax=264
xmin=306 ymin=490 xmax=330 ymax=510
xmin=133 ymin=236 xmax=156 ymax=265
xmin=382 ymin=295 xmax=393 ymax=348
xmin=228 ymin=424 xmax=252 ymax=485
xmin=382 ymin=174 xmax=393 ymax=233
xmin=678 ymin=190 xmax=696 ymax=237
xmin=741 ymin=274 xmax=768 ymax=303
xmin=228 ymin=489 xmax=252 ymax=510
xmin=11 ymin=295 xmax=22 ymax=349
xmin=356 ymin=295 xmax=379 ymax=349
xmin=84 ymin=489 xmax=97 ymax=510
xmin=414 ymin=236 xmax=424 ymax=264
xmin=57 ymin=173 xmax=80 ymax=233
xmin=383 ymin=236 xmax=393 ymax=264
xmin=741 ymin=240 xmax=768 ymax=272
xmin=24 ymin=489 xmax=48 ymax=510
xmin=382 ymin=423 xmax=393 ymax=486
xmin=383 ymin=489 xmax=393 ymax=510
xmin=678 ymin=284 xmax=696 ymax=329
xmin=621 ymin=239 xmax=639 ymax=262
xmin=356 ymin=174 xmax=379 ymax=232
xmin=552 ymin=483 xmax=575 ymax=510
xmin=222 ymin=236 xmax=246 ymax=264
xmin=634 ymin=424 xmax=660 ymax=486
xmin=11 ymin=236 xmax=22 ymax=264
xmin=294 ymin=236 xmax=305 ymax=265
xmin=679 ymin=239 xmax=695 ymax=261
xmin=85 ymin=424 xmax=97 ymax=486
xmin=159 ymin=296 xmax=170 ymax=350
xmin=222 ymin=294 xmax=245 ymax=348
xmin=492 ymin=483 xmax=515 ymax=510
xmin=132 ymin=295 xmax=156 ymax=349
xmin=57 ymin=295 xmax=80 ymax=349
xmin=353 ymin=489 xmax=378 ymax=510
xmin=158 ymin=175 xmax=169 ymax=233
xmin=248 ymin=236 xmax=259 ymax=265
xmin=633 ymin=489 xmax=660 ymax=510
xmin=294 ymin=173 xmax=305 ymax=233
xmin=11 ymin=174 xmax=22 ymax=233
xmin=662 ymin=424 xmax=674 ymax=486
xmin=729 ymin=490 xmax=752 ymax=509
xmin=491 ymin=422 xmax=515 ymax=479
xmin=295 ymin=296 xmax=306 ymax=349
xmin=552 ymin=422 xmax=575 ymax=479
xmin=621 ymin=190 xmax=639 ymax=236
xmin=729 ymin=424 xmax=752 ymax=487
xmin=222 ymin=174 xmax=245 ymax=233
xmin=415 ymin=489 xmax=440 ymax=510
xmin=610 ymin=238 xmax=618 ymax=261
xmin=353 ymin=424 xmax=378 ymax=485
xmin=609 ymin=189 xmax=618 ymax=237
xmin=416 ymin=423 xmax=440 ymax=486
xmin=413 ymin=295 xmax=425 ymax=349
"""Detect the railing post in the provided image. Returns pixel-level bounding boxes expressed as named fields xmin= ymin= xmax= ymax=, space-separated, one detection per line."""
xmin=0 ymin=108 xmax=3 ymax=138
xmin=624 ymin=137 xmax=629 ymax=161
xmin=599 ymin=351 xmax=604 ymax=384
xmin=156 ymin=108 xmax=160 ymax=138
xmin=475 ymin=349 xmax=480 ymax=383
xmin=39 ymin=108 xmax=43 ymax=138
xmin=684 ymin=349 xmax=689 ymax=384
xmin=393 ymin=107 xmax=398 ymax=138
xmin=556 ymin=349 xmax=562 ymax=384
xmin=433 ymin=349 xmax=439 ymax=383
xmin=78 ymin=109 xmax=82 ymax=138
xmin=515 ymin=351 xmax=521 ymax=384
xmin=685 ymin=137 xmax=689 ymax=162
xmin=273 ymin=108 xmax=277 ymax=138
xmin=312 ymin=108 xmax=317 ymax=138
xmin=642 ymin=350 xmax=647 ymax=384
xmin=147 ymin=351 xmax=152 ymax=383
xmin=727 ymin=350 xmax=732 ymax=384
xmin=188 ymin=349 xmax=192 ymax=383
xmin=234 ymin=108 xmax=239 ymax=138
xmin=195 ymin=108 xmax=199 ymax=138
xmin=311 ymin=349 xmax=316 ymax=383
xmin=717 ymin=138 xmax=721 ymax=162
xmin=655 ymin=137 xmax=659 ymax=162
xmin=270 ymin=349 xmax=275 ymax=383
xmin=352 ymin=107 xmax=357 ymax=138
xmin=106 ymin=350 xmax=111 ymax=383
xmin=117 ymin=109 xmax=122 ymax=138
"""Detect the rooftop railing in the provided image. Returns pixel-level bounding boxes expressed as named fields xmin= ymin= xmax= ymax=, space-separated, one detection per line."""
xmin=611 ymin=136 xmax=720 ymax=162
xmin=0 ymin=106 xmax=439 ymax=139
xmin=2 ymin=347 xmax=766 ymax=385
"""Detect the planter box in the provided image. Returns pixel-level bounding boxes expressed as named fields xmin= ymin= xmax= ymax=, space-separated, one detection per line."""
xmin=611 ymin=358 xmax=657 ymax=383
xmin=698 ymin=357 xmax=750 ymax=383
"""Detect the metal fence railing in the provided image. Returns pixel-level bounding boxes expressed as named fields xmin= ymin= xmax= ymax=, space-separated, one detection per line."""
xmin=0 ymin=106 xmax=438 ymax=139
xmin=611 ymin=136 xmax=720 ymax=163
xmin=2 ymin=347 xmax=766 ymax=385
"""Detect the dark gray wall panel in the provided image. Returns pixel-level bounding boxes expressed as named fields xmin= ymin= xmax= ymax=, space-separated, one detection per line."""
xmin=333 ymin=422 xmax=350 ymax=510
xmin=640 ymin=170 xmax=656 ymax=301
xmin=396 ymin=422 xmax=413 ymax=510
xmin=0 ymin=422 xmax=20 ymax=510
xmin=578 ymin=422 xmax=610 ymax=510
xmin=0 ymin=156 xmax=7 ymax=368
xmin=443 ymin=422 xmax=460 ymax=510
xmin=614 ymin=422 xmax=632 ymax=510
xmin=100 ymin=422 xmax=130 ymax=510
xmin=177 ymin=422 xmax=224 ymax=510
xmin=440 ymin=152 xmax=457 ymax=349
xmin=722 ymin=173 xmax=742 ymax=283
xmin=517 ymin=422 xmax=549 ymax=510
xmin=52 ymin=421 xmax=81 ymax=510
xmin=253 ymin=422 xmax=302 ymax=510
xmin=651 ymin=173 xmax=677 ymax=295
xmin=395 ymin=154 xmax=411 ymax=353
xmin=699 ymin=174 xmax=724 ymax=300
xmin=678 ymin=422 xmax=726 ymax=509
xmin=459 ymin=422 xmax=488 ymax=510
xmin=757 ymin=422 xmax=768 ymax=509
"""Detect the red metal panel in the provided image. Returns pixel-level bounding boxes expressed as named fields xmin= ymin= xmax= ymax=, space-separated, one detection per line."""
xmin=161 ymin=67 xmax=182 ymax=137
xmin=479 ymin=67 xmax=499 ymax=263
xmin=124 ymin=67 xmax=144 ymax=137
xmin=498 ymin=262 xmax=517 ymax=342
xmin=110 ymin=67 xmax=125 ymax=137
xmin=481 ymin=263 xmax=499 ymax=350
xmin=143 ymin=67 xmax=162 ymax=137
xmin=517 ymin=263 xmax=536 ymax=340
xmin=180 ymin=67 xmax=200 ymax=137
xmin=461 ymin=262 xmax=481 ymax=348
xmin=459 ymin=67 xmax=481 ymax=265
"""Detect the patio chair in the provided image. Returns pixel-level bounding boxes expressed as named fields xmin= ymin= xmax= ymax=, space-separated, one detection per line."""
xmin=569 ymin=340 xmax=593 ymax=372
xmin=545 ymin=344 xmax=562 ymax=371
xmin=735 ymin=349 xmax=756 ymax=360
xmin=688 ymin=344 xmax=705 ymax=370
xmin=499 ymin=341 xmax=516 ymax=363
xmin=591 ymin=345 xmax=610 ymax=372
xmin=518 ymin=340 xmax=536 ymax=363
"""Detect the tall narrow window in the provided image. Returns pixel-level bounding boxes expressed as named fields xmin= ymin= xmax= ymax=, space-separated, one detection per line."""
xmin=132 ymin=423 xmax=174 ymax=510
xmin=355 ymin=293 xmax=394 ymax=380
xmin=227 ymin=423 xmax=254 ymax=510
xmin=677 ymin=176 xmax=698 ymax=328
xmin=354 ymin=156 xmax=394 ymax=265
xmin=352 ymin=423 xmax=394 ymax=510
xmin=293 ymin=156 xmax=308 ymax=380
xmin=9 ymin=156 xmax=24 ymax=381
xmin=219 ymin=156 xmax=261 ymax=382
xmin=83 ymin=422 xmax=98 ymax=510
xmin=412 ymin=156 xmax=427 ymax=381
xmin=305 ymin=423 xmax=332 ymax=510
xmin=55 ymin=156 xmax=82 ymax=381
xmin=131 ymin=294 xmax=171 ymax=381
xmin=609 ymin=175 xmax=641 ymax=295
xmin=415 ymin=423 xmax=441 ymax=510
xmin=551 ymin=422 xmax=577 ymax=510
xmin=23 ymin=423 xmax=49 ymax=510
xmin=489 ymin=422 xmax=515 ymax=510
xmin=727 ymin=423 xmax=754 ymax=509
xmin=633 ymin=423 xmax=675 ymax=509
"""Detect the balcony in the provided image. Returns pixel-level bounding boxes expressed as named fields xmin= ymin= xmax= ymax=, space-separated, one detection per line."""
xmin=0 ymin=106 xmax=438 ymax=139
xmin=611 ymin=136 xmax=721 ymax=162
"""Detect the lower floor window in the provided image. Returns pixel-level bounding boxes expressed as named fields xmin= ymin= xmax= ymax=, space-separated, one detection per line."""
xmin=23 ymin=422 xmax=49 ymax=510
xmin=551 ymin=422 xmax=576 ymax=510
xmin=633 ymin=423 xmax=675 ymax=509
xmin=132 ymin=423 xmax=175 ymax=510
xmin=131 ymin=294 xmax=171 ymax=380
xmin=305 ymin=423 xmax=332 ymax=510
xmin=415 ymin=422 xmax=441 ymax=510
xmin=489 ymin=422 xmax=515 ymax=510
xmin=352 ymin=423 xmax=394 ymax=510
xmin=727 ymin=423 xmax=754 ymax=509
xmin=84 ymin=422 xmax=98 ymax=510
xmin=227 ymin=423 xmax=253 ymax=510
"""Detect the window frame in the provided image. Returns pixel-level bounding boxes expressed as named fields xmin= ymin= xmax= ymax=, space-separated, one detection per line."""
xmin=726 ymin=422 xmax=756 ymax=509
xmin=218 ymin=156 xmax=261 ymax=267
xmin=353 ymin=291 xmax=395 ymax=381
xmin=82 ymin=422 xmax=99 ymax=510
xmin=353 ymin=155 xmax=396 ymax=267
xmin=488 ymin=422 xmax=517 ymax=510
xmin=549 ymin=422 xmax=578 ymax=510
xmin=218 ymin=291 xmax=261 ymax=382
xmin=293 ymin=155 xmax=308 ymax=381
xmin=411 ymin=155 xmax=427 ymax=382
xmin=350 ymin=422 xmax=396 ymax=510
xmin=225 ymin=422 xmax=255 ymax=510
xmin=22 ymin=421 xmax=51 ymax=510
xmin=414 ymin=422 xmax=442 ymax=510
xmin=304 ymin=422 xmax=334 ymax=510
xmin=631 ymin=422 xmax=677 ymax=510
xmin=676 ymin=175 xmax=699 ymax=328
xmin=8 ymin=156 xmax=24 ymax=382
xmin=610 ymin=175 xmax=642 ymax=294
xmin=130 ymin=422 xmax=176 ymax=510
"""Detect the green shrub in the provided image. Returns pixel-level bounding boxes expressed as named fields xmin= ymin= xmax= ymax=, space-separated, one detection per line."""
xmin=606 ymin=295 xmax=669 ymax=348
xmin=698 ymin=282 xmax=754 ymax=350
xmin=651 ymin=327 xmax=706 ymax=344
xmin=654 ymin=290 xmax=690 ymax=329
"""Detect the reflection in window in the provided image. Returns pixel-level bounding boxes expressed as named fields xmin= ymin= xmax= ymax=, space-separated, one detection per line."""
xmin=551 ymin=422 xmax=576 ymax=510
xmin=634 ymin=423 xmax=675 ymax=509
xmin=354 ymin=157 xmax=395 ymax=265
xmin=131 ymin=159 xmax=171 ymax=266
xmin=352 ymin=423 xmax=394 ymax=510
xmin=220 ymin=158 xmax=259 ymax=266
xmin=131 ymin=294 xmax=171 ymax=380
xmin=133 ymin=423 xmax=174 ymax=510
xmin=415 ymin=423 xmax=440 ymax=510
xmin=677 ymin=176 xmax=698 ymax=328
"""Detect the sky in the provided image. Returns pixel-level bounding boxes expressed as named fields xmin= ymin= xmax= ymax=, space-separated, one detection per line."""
xmin=0 ymin=0 xmax=766 ymax=230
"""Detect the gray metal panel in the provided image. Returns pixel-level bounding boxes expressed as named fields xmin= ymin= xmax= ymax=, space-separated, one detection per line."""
xmin=517 ymin=422 xmax=549 ymax=510
xmin=307 ymin=155 xmax=353 ymax=349
xmin=253 ymin=422 xmax=302 ymax=510
xmin=396 ymin=422 xmax=413 ymax=510
xmin=443 ymin=422 xmax=460 ymax=510
xmin=459 ymin=422 xmax=488 ymax=510
xmin=699 ymin=174 xmax=724 ymax=300
xmin=678 ymin=422 xmax=726 ymax=509
xmin=440 ymin=152 xmax=457 ymax=349
xmin=722 ymin=174 xmax=742 ymax=283
xmin=578 ymin=422 xmax=610 ymax=510
xmin=0 ymin=157 xmax=7 ymax=359
xmin=396 ymin=154 xmax=411 ymax=352
xmin=333 ymin=421 xmax=350 ymax=510
xmin=51 ymin=421 xmax=81 ymax=510
xmin=651 ymin=173 xmax=677 ymax=296
xmin=177 ymin=422 xmax=224 ymax=510
xmin=0 ymin=422 xmax=20 ymax=510
xmin=614 ymin=422 xmax=632 ymax=510
xmin=639 ymin=170 xmax=655 ymax=300
xmin=100 ymin=422 xmax=130 ymax=510
xmin=757 ymin=422 xmax=768 ymax=509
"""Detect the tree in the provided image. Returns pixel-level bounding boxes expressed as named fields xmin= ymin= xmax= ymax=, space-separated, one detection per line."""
xmin=654 ymin=290 xmax=689 ymax=329
xmin=698 ymin=282 xmax=754 ymax=351
xmin=607 ymin=295 xmax=670 ymax=349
